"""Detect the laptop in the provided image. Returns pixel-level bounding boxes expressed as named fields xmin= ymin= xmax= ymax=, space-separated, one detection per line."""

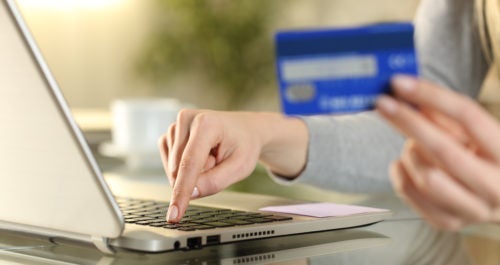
xmin=0 ymin=0 xmax=391 ymax=254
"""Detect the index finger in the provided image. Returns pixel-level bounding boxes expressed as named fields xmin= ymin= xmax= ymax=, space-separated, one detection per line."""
xmin=391 ymin=75 xmax=500 ymax=162
xmin=167 ymin=114 xmax=220 ymax=223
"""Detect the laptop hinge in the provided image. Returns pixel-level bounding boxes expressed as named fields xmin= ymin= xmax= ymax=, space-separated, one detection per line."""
xmin=91 ymin=236 xmax=115 ymax=255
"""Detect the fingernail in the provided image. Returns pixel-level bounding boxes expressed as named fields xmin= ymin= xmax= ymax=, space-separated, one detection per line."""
xmin=191 ymin=187 xmax=200 ymax=199
xmin=167 ymin=205 xmax=178 ymax=222
xmin=392 ymin=75 xmax=416 ymax=93
xmin=376 ymin=96 xmax=398 ymax=115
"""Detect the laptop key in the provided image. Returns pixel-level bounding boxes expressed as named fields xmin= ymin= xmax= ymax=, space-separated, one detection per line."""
xmin=178 ymin=227 xmax=197 ymax=231
xmin=246 ymin=218 xmax=274 ymax=223
xmin=232 ymin=212 xmax=262 ymax=217
xmin=268 ymin=215 xmax=293 ymax=221
xmin=221 ymin=219 xmax=254 ymax=225
xmin=204 ymin=222 xmax=235 ymax=228
xmin=126 ymin=217 xmax=156 ymax=223
xmin=149 ymin=223 xmax=167 ymax=227
xmin=191 ymin=225 xmax=215 ymax=230
xmin=216 ymin=213 xmax=238 ymax=219
xmin=136 ymin=220 xmax=156 ymax=225
xmin=163 ymin=224 xmax=181 ymax=229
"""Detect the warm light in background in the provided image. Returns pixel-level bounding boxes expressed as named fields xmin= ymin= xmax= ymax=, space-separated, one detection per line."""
xmin=18 ymin=0 xmax=121 ymax=10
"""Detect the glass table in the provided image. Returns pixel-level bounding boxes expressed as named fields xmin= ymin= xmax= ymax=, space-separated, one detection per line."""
xmin=0 ymin=173 xmax=498 ymax=265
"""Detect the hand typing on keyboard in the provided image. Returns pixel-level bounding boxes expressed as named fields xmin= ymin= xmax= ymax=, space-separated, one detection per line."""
xmin=158 ymin=110 xmax=308 ymax=223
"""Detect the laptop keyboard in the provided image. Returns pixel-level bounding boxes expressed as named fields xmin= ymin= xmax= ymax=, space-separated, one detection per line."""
xmin=116 ymin=197 xmax=293 ymax=231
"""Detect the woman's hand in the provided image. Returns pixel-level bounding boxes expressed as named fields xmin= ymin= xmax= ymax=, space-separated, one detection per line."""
xmin=158 ymin=110 xmax=308 ymax=223
xmin=376 ymin=75 xmax=500 ymax=230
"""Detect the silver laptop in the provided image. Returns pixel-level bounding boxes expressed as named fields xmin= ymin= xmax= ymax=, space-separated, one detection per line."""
xmin=0 ymin=227 xmax=389 ymax=264
xmin=0 ymin=0 xmax=391 ymax=254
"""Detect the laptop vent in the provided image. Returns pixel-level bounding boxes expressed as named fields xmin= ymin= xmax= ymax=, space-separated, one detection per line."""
xmin=232 ymin=253 xmax=276 ymax=264
xmin=232 ymin=230 xmax=275 ymax=239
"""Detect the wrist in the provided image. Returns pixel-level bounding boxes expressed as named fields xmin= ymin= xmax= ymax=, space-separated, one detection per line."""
xmin=256 ymin=112 xmax=308 ymax=178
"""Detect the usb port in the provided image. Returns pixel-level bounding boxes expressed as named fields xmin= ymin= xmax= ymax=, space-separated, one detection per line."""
xmin=187 ymin=237 xmax=202 ymax=249
xmin=206 ymin=235 xmax=220 ymax=245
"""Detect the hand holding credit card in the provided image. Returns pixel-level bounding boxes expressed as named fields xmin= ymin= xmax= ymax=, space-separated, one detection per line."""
xmin=275 ymin=23 xmax=418 ymax=115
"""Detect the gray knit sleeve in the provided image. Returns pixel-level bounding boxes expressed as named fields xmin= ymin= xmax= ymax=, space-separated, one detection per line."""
xmin=270 ymin=0 xmax=490 ymax=194
xmin=415 ymin=0 xmax=489 ymax=97
xmin=296 ymin=112 xmax=403 ymax=193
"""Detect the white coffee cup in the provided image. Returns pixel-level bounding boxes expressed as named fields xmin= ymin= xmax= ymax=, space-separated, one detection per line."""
xmin=101 ymin=98 xmax=187 ymax=169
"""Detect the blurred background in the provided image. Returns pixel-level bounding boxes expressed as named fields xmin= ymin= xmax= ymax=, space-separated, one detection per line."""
xmin=17 ymin=0 xmax=420 ymax=112
xmin=15 ymin=0 xmax=422 ymax=199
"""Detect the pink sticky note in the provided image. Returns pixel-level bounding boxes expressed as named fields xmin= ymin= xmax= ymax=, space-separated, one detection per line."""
xmin=259 ymin=202 xmax=388 ymax=218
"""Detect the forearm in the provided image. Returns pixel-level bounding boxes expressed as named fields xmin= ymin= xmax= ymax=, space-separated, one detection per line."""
xmin=295 ymin=112 xmax=404 ymax=193
xmin=255 ymin=112 xmax=308 ymax=178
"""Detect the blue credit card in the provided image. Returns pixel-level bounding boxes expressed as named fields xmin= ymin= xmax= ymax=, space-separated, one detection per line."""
xmin=275 ymin=23 xmax=418 ymax=115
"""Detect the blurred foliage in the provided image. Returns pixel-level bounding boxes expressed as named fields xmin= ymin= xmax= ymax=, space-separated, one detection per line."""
xmin=135 ymin=0 xmax=279 ymax=110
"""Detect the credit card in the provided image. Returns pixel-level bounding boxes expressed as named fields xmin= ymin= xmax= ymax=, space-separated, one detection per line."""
xmin=275 ymin=23 xmax=418 ymax=115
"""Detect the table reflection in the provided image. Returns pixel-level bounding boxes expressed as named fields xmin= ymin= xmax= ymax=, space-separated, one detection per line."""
xmin=0 ymin=209 xmax=476 ymax=265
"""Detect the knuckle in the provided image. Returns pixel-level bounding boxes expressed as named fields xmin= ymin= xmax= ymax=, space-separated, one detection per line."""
xmin=167 ymin=170 xmax=177 ymax=182
xmin=401 ymin=141 xmax=418 ymax=167
xmin=168 ymin=167 xmax=178 ymax=179
xmin=192 ymin=113 xmax=214 ymax=129
xmin=418 ymin=169 xmax=434 ymax=189
xmin=171 ymin=187 xmax=185 ymax=201
xmin=239 ymin=163 xmax=255 ymax=178
xmin=432 ymin=144 xmax=459 ymax=167
xmin=204 ymin=180 xmax=222 ymax=195
xmin=179 ymin=156 xmax=195 ymax=170
xmin=157 ymin=135 xmax=166 ymax=149
xmin=168 ymin=122 xmax=176 ymax=134
xmin=407 ymin=141 xmax=419 ymax=158
xmin=177 ymin=108 xmax=194 ymax=124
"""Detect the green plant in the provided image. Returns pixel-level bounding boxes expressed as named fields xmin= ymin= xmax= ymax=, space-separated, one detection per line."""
xmin=135 ymin=0 xmax=279 ymax=110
